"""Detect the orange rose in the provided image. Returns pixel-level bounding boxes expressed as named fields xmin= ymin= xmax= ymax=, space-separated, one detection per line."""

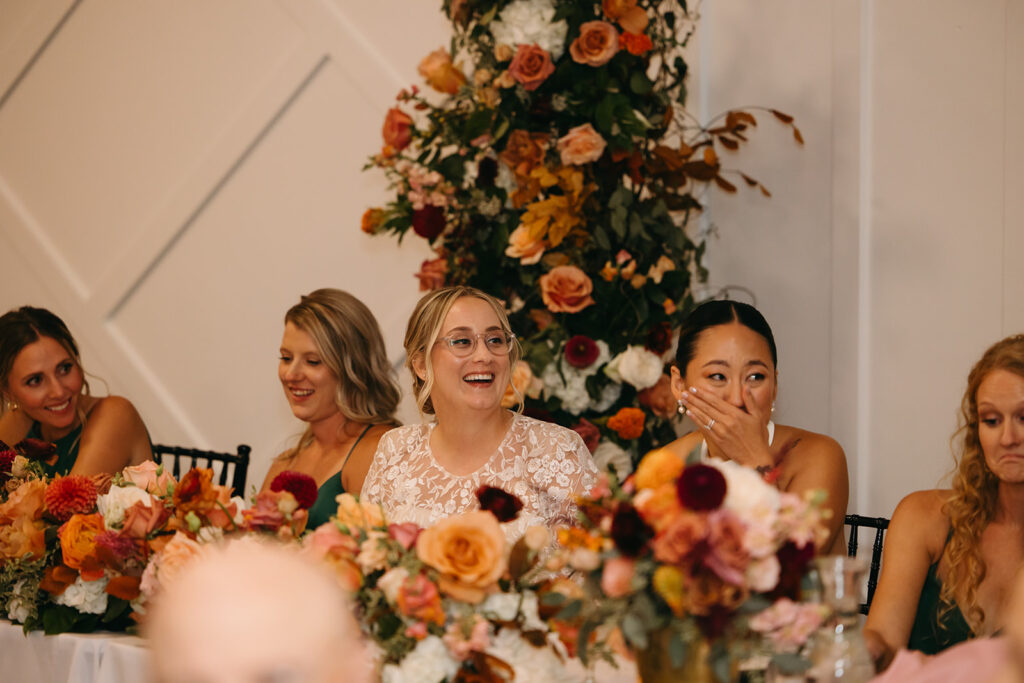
xmin=620 ymin=31 xmax=653 ymax=56
xmin=569 ymin=21 xmax=619 ymax=67
xmin=607 ymin=406 xmax=646 ymax=439
xmin=382 ymin=107 xmax=413 ymax=151
xmin=557 ymin=123 xmax=607 ymax=166
xmin=335 ymin=493 xmax=385 ymax=530
xmin=0 ymin=478 xmax=46 ymax=522
xmin=416 ymin=511 xmax=506 ymax=603
xmin=505 ymin=225 xmax=547 ymax=265
xmin=502 ymin=361 xmax=534 ymax=409
xmin=59 ymin=513 xmax=106 ymax=580
xmin=418 ymin=48 xmax=466 ymax=95
xmin=141 ymin=531 xmax=204 ymax=598
xmin=633 ymin=482 xmax=685 ymax=533
xmin=172 ymin=468 xmax=219 ymax=516
xmin=633 ymin=447 xmax=685 ymax=490
xmin=508 ymin=43 xmax=555 ymax=91
xmin=602 ymin=0 xmax=649 ymax=34
xmin=539 ymin=265 xmax=595 ymax=314
xmin=0 ymin=514 xmax=45 ymax=561
xmin=415 ymin=256 xmax=448 ymax=291
xmin=362 ymin=207 xmax=385 ymax=235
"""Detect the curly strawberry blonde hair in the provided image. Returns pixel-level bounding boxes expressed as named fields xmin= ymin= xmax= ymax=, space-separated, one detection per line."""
xmin=939 ymin=334 xmax=1024 ymax=632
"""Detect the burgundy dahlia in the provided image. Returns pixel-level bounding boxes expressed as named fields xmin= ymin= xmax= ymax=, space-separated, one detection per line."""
xmin=270 ymin=470 xmax=318 ymax=510
xmin=476 ymin=485 xmax=524 ymax=523
xmin=0 ymin=448 xmax=15 ymax=484
xmin=645 ymin=322 xmax=673 ymax=355
xmin=411 ymin=204 xmax=446 ymax=240
xmin=564 ymin=335 xmax=600 ymax=369
xmin=772 ymin=540 xmax=816 ymax=599
xmin=610 ymin=503 xmax=653 ymax=557
xmin=676 ymin=463 xmax=727 ymax=511
xmin=44 ymin=475 xmax=98 ymax=522
xmin=16 ymin=438 xmax=57 ymax=463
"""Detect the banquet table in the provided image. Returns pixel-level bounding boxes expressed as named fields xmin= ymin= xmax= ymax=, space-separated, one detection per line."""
xmin=1 ymin=619 xmax=148 ymax=683
xmin=1 ymin=618 xmax=638 ymax=683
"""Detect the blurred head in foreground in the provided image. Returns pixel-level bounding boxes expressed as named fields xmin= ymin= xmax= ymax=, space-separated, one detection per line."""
xmin=147 ymin=539 xmax=369 ymax=683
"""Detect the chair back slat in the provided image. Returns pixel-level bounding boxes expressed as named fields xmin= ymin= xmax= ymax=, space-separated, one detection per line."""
xmin=843 ymin=514 xmax=890 ymax=615
xmin=150 ymin=444 xmax=251 ymax=496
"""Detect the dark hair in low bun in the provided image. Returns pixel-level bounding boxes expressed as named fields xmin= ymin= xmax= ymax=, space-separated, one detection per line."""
xmin=674 ymin=300 xmax=778 ymax=370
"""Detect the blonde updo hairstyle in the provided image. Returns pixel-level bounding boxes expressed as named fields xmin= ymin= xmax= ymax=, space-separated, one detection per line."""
xmin=283 ymin=289 xmax=400 ymax=455
xmin=940 ymin=334 xmax=1024 ymax=632
xmin=404 ymin=286 xmax=521 ymax=415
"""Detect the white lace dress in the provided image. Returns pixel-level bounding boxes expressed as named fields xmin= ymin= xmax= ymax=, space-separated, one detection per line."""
xmin=362 ymin=413 xmax=599 ymax=542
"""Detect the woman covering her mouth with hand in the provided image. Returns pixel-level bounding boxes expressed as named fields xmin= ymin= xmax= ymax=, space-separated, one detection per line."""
xmin=261 ymin=289 xmax=400 ymax=529
xmin=0 ymin=306 xmax=152 ymax=479
xmin=361 ymin=286 xmax=598 ymax=542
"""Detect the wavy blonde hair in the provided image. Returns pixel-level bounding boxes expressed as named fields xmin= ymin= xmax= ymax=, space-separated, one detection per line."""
xmin=939 ymin=334 xmax=1024 ymax=632
xmin=403 ymin=286 xmax=521 ymax=415
xmin=281 ymin=290 xmax=400 ymax=458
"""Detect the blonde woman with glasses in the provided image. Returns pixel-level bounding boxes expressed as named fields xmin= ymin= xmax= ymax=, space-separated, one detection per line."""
xmin=362 ymin=286 xmax=598 ymax=541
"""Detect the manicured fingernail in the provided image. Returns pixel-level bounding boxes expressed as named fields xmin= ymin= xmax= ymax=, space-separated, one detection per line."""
xmin=680 ymin=392 xmax=689 ymax=401
xmin=689 ymin=387 xmax=697 ymax=394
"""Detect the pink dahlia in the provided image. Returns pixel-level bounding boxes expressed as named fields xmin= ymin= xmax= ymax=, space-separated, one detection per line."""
xmin=44 ymin=475 xmax=98 ymax=522
xmin=270 ymin=470 xmax=318 ymax=510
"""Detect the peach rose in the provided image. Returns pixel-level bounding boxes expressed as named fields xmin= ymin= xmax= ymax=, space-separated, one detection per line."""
xmin=335 ymin=493 xmax=385 ymax=530
xmin=505 ymin=225 xmax=547 ymax=265
xmin=397 ymin=572 xmax=445 ymax=626
xmin=638 ymin=374 xmax=676 ymax=419
xmin=0 ymin=514 xmax=45 ymax=561
xmin=122 ymin=498 xmax=171 ymax=539
xmin=557 ymin=123 xmax=607 ymax=166
xmin=418 ymin=48 xmax=466 ymax=95
xmin=0 ymin=478 xmax=46 ymax=522
xmin=601 ymin=556 xmax=637 ymax=598
xmin=494 ymin=43 xmax=515 ymax=62
xmin=539 ymin=265 xmax=595 ymax=314
xmin=633 ymin=447 xmax=685 ymax=490
xmin=569 ymin=21 xmax=619 ymax=67
xmin=508 ymin=43 xmax=555 ymax=91
xmin=602 ymin=0 xmax=649 ymax=34
xmin=415 ymin=256 xmax=448 ymax=292
xmin=58 ymin=513 xmax=106 ymax=580
xmin=502 ymin=361 xmax=534 ymax=409
xmin=122 ymin=461 xmax=176 ymax=496
xmin=416 ymin=510 xmax=507 ymax=604
xmin=652 ymin=512 xmax=708 ymax=564
xmin=382 ymin=107 xmax=414 ymax=151
xmin=633 ymin=483 xmax=684 ymax=534
xmin=139 ymin=531 xmax=204 ymax=599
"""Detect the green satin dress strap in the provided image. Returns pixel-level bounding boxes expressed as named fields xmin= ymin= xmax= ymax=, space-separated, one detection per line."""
xmin=305 ymin=424 xmax=374 ymax=530
xmin=28 ymin=421 xmax=81 ymax=477
xmin=907 ymin=548 xmax=974 ymax=654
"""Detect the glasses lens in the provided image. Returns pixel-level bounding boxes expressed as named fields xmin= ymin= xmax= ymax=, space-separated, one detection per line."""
xmin=448 ymin=336 xmax=474 ymax=356
xmin=485 ymin=333 xmax=511 ymax=354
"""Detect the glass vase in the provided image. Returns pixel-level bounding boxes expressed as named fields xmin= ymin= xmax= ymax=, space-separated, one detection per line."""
xmin=806 ymin=556 xmax=875 ymax=682
xmin=635 ymin=628 xmax=715 ymax=683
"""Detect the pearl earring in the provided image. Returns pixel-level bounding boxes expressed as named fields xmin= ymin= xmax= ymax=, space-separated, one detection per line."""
xmin=677 ymin=399 xmax=686 ymax=416
xmin=771 ymin=401 xmax=776 ymax=413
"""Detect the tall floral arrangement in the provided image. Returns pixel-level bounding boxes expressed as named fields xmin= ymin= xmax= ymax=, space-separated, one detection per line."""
xmin=364 ymin=0 xmax=801 ymax=471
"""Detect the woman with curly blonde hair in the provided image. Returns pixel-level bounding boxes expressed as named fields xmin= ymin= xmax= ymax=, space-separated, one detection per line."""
xmin=865 ymin=334 xmax=1024 ymax=667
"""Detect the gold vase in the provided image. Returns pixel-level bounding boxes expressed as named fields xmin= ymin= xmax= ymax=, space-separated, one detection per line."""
xmin=635 ymin=629 xmax=716 ymax=683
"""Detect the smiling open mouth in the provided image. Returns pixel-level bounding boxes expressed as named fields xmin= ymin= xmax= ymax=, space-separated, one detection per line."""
xmin=45 ymin=400 xmax=71 ymax=412
xmin=464 ymin=373 xmax=494 ymax=385
xmin=290 ymin=388 xmax=313 ymax=397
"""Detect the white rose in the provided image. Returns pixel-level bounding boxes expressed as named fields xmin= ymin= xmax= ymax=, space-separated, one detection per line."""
xmin=377 ymin=567 xmax=410 ymax=605
xmin=98 ymin=485 xmax=155 ymax=528
xmin=489 ymin=0 xmax=568 ymax=60
xmin=10 ymin=455 xmax=30 ymax=478
xmin=54 ymin=575 xmax=109 ymax=615
xmin=707 ymin=458 xmax=780 ymax=522
xmin=487 ymin=628 xmax=573 ymax=682
xmin=592 ymin=440 xmax=632 ymax=480
xmin=607 ymin=345 xmax=663 ymax=390
xmin=381 ymin=636 xmax=459 ymax=683
xmin=230 ymin=496 xmax=247 ymax=526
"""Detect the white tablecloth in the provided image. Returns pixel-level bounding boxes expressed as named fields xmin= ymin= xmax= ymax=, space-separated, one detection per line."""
xmin=0 ymin=620 xmax=148 ymax=683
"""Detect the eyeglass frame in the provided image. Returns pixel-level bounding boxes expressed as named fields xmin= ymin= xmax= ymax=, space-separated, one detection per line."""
xmin=434 ymin=330 xmax=517 ymax=357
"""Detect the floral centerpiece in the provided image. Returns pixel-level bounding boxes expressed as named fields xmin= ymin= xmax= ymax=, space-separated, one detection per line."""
xmin=0 ymin=441 xmax=310 ymax=633
xmin=363 ymin=0 xmax=801 ymax=471
xmin=304 ymin=487 xmax=572 ymax=682
xmin=548 ymin=447 xmax=828 ymax=680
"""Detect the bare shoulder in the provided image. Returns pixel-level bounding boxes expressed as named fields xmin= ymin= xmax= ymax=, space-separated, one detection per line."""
xmin=777 ymin=426 xmax=845 ymax=464
xmin=87 ymin=395 xmax=144 ymax=426
xmin=663 ymin=431 xmax=702 ymax=459
xmin=892 ymin=489 xmax=950 ymax=528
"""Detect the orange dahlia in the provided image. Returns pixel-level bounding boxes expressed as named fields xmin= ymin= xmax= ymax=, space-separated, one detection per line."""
xmin=44 ymin=475 xmax=98 ymax=522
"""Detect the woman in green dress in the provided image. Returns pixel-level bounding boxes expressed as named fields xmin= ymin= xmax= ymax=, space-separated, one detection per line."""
xmin=261 ymin=289 xmax=400 ymax=528
xmin=0 ymin=306 xmax=152 ymax=480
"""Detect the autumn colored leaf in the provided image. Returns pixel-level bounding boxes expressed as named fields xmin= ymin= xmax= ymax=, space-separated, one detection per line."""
xmin=714 ymin=175 xmax=737 ymax=193
xmin=793 ymin=126 xmax=805 ymax=145
xmin=718 ymin=137 xmax=739 ymax=151
xmin=771 ymin=109 xmax=795 ymax=124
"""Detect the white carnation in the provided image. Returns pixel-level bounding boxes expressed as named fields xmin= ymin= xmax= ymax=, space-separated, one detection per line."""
xmin=489 ymin=0 xmax=568 ymax=60
xmin=606 ymin=345 xmax=663 ymax=390
xmin=381 ymin=636 xmax=459 ymax=683
xmin=98 ymin=484 xmax=154 ymax=528
xmin=486 ymin=629 xmax=575 ymax=682
xmin=481 ymin=591 xmax=545 ymax=631
xmin=592 ymin=440 xmax=632 ymax=480
xmin=54 ymin=575 xmax=109 ymax=615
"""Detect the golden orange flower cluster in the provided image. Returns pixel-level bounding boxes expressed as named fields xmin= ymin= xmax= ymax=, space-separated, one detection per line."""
xmin=607 ymin=406 xmax=647 ymax=440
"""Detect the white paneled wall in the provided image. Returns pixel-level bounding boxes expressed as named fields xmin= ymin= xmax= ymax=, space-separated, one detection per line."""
xmin=0 ymin=0 xmax=1020 ymax=514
